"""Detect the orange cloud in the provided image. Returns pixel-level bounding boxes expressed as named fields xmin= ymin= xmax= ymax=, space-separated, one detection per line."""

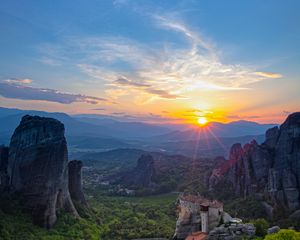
xmin=4 ymin=78 xmax=33 ymax=84
xmin=255 ymin=72 xmax=282 ymax=78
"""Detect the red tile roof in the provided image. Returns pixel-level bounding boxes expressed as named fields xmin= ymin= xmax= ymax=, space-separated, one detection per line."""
xmin=185 ymin=231 xmax=208 ymax=240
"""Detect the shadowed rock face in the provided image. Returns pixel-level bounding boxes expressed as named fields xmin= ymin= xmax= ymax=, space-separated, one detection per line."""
xmin=270 ymin=112 xmax=300 ymax=211
xmin=132 ymin=154 xmax=155 ymax=188
xmin=210 ymin=112 xmax=300 ymax=213
xmin=0 ymin=146 xmax=9 ymax=191
xmin=68 ymin=160 xmax=87 ymax=205
xmin=7 ymin=115 xmax=78 ymax=228
xmin=122 ymin=154 xmax=155 ymax=188
xmin=227 ymin=140 xmax=272 ymax=197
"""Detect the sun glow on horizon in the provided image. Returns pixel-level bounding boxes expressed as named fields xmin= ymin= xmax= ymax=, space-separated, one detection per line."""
xmin=197 ymin=116 xmax=208 ymax=126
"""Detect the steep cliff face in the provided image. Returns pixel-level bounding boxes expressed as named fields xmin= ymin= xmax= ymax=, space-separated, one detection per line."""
xmin=68 ymin=160 xmax=87 ymax=205
xmin=208 ymin=144 xmax=243 ymax=190
xmin=269 ymin=112 xmax=300 ymax=211
xmin=7 ymin=115 xmax=78 ymax=228
xmin=227 ymin=140 xmax=271 ymax=197
xmin=134 ymin=154 xmax=155 ymax=188
xmin=0 ymin=146 xmax=9 ymax=191
xmin=210 ymin=112 xmax=300 ymax=213
xmin=123 ymin=154 xmax=156 ymax=188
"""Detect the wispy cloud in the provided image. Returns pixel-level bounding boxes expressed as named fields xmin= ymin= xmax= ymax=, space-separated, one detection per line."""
xmin=112 ymin=77 xmax=183 ymax=99
xmin=255 ymin=71 xmax=282 ymax=78
xmin=4 ymin=78 xmax=33 ymax=84
xmin=115 ymin=77 xmax=151 ymax=88
xmin=38 ymin=15 xmax=282 ymax=103
xmin=0 ymin=81 xmax=107 ymax=104
xmin=154 ymin=15 xmax=215 ymax=55
xmin=227 ymin=114 xmax=263 ymax=120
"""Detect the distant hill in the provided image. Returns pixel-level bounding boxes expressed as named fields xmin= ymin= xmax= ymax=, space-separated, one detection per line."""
xmin=77 ymin=148 xmax=147 ymax=177
xmin=153 ymin=121 xmax=276 ymax=142
xmin=0 ymin=107 xmax=172 ymax=144
xmin=73 ymin=115 xmax=173 ymax=138
xmin=144 ymin=134 xmax=265 ymax=158
xmin=0 ymin=107 xmax=276 ymax=158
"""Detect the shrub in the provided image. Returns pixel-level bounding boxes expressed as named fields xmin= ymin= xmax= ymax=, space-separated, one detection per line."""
xmin=224 ymin=198 xmax=267 ymax=221
xmin=251 ymin=218 xmax=269 ymax=237
xmin=264 ymin=229 xmax=300 ymax=240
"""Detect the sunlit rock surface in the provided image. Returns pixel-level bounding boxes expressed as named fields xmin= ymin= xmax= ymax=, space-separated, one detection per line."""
xmin=210 ymin=112 xmax=300 ymax=214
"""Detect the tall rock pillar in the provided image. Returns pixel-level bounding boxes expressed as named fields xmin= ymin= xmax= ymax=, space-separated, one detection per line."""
xmin=68 ymin=160 xmax=87 ymax=205
xmin=7 ymin=115 xmax=78 ymax=228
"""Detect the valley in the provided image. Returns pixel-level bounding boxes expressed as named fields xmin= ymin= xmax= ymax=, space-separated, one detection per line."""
xmin=0 ymin=109 xmax=300 ymax=240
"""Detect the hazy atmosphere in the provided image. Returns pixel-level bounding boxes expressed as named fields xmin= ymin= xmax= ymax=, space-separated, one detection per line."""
xmin=1 ymin=1 xmax=300 ymax=240
xmin=1 ymin=1 xmax=300 ymax=124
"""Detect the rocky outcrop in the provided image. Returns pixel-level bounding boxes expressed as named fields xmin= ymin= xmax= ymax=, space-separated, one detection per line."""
xmin=269 ymin=113 xmax=300 ymax=211
xmin=0 ymin=145 xmax=9 ymax=191
xmin=208 ymin=223 xmax=256 ymax=239
xmin=123 ymin=154 xmax=156 ymax=188
xmin=68 ymin=160 xmax=87 ymax=205
xmin=267 ymin=226 xmax=280 ymax=235
xmin=227 ymin=140 xmax=272 ymax=197
xmin=7 ymin=115 xmax=78 ymax=228
xmin=208 ymin=145 xmax=243 ymax=191
xmin=210 ymin=112 xmax=300 ymax=214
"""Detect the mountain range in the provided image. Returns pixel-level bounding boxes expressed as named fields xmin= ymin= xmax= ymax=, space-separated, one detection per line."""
xmin=0 ymin=107 xmax=276 ymax=158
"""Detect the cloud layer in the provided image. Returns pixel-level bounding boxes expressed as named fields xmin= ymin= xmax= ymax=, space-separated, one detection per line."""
xmin=0 ymin=81 xmax=107 ymax=104
xmin=4 ymin=78 xmax=33 ymax=84
xmin=39 ymin=15 xmax=282 ymax=103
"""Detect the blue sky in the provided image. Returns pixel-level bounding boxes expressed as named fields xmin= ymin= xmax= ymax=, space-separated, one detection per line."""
xmin=0 ymin=0 xmax=299 ymax=123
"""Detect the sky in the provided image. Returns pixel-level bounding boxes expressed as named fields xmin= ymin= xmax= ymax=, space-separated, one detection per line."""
xmin=0 ymin=0 xmax=299 ymax=124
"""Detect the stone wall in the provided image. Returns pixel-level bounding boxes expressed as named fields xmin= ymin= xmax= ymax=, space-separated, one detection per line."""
xmin=174 ymin=196 xmax=223 ymax=239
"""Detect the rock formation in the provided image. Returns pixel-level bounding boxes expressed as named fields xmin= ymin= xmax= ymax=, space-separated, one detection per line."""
xmin=208 ymin=144 xmax=244 ymax=191
xmin=7 ymin=115 xmax=78 ymax=228
xmin=208 ymin=223 xmax=256 ymax=239
xmin=123 ymin=154 xmax=156 ymax=188
xmin=209 ymin=112 xmax=300 ymax=214
xmin=0 ymin=145 xmax=9 ymax=191
xmin=68 ymin=160 xmax=87 ymax=205
xmin=227 ymin=140 xmax=271 ymax=197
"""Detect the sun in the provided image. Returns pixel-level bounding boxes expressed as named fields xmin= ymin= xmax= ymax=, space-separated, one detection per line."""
xmin=197 ymin=117 xmax=208 ymax=126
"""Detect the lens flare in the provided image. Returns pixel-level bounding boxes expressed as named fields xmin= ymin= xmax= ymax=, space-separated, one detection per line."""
xmin=197 ymin=117 xmax=208 ymax=125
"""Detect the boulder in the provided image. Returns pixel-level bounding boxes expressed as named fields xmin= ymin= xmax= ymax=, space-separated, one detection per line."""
xmin=267 ymin=226 xmax=280 ymax=235
xmin=223 ymin=212 xmax=232 ymax=223
xmin=208 ymin=223 xmax=255 ymax=239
